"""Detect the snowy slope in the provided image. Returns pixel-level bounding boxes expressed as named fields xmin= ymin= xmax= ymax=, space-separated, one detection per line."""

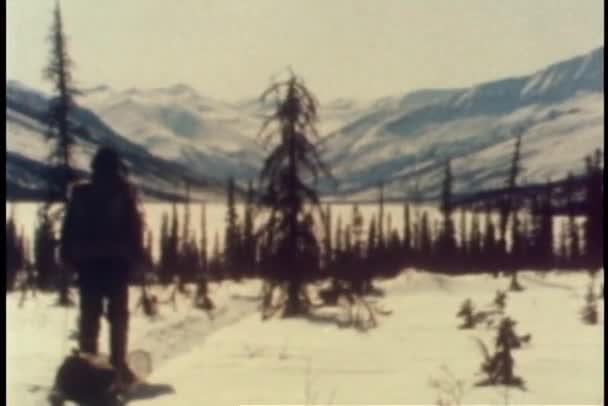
xmin=6 ymin=81 xmax=227 ymax=202
xmin=79 ymin=84 xmax=263 ymax=179
xmin=6 ymin=270 xmax=603 ymax=405
xmin=322 ymin=47 xmax=604 ymax=199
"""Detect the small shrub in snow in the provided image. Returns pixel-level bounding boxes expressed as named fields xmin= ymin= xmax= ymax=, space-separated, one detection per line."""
xmin=135 ymin=290 xmax=159 ymax=318
xmin=581 ymin=284 xmax=598 ymax=325
xmin=193 ymin=278 xmax=214 ymax=311
xmin=457 ymin=299 xmax=498 ymax=329
xmin=457 ymin=299 xmax=476 ymax=329
xmin=494 ymin=290 xmax=507 ymax=312
xmin=508 ymin=274 xmax=524 ymax=292
xmin=475 ymin=317 xmax=526 ymax=389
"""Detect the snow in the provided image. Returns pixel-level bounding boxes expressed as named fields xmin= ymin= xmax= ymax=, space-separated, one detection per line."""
xmin=7 ymin=270 xmax=603 ymax=405
xmin=574 ymin=53 xmax=594 ymax=80
xmin=521 ymin=72 xmax=545 ymax=97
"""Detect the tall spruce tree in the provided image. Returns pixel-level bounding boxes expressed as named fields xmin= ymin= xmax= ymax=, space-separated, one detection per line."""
xmin=6 ymin=213 xmax=23 ymax=292
xmin=367 ymin=215 xmax=377 ymax=262
xmin=538 ymin=182 xmax=555 ymax=270
xmin=459 ymin=209 xmax=468 ymax=267
xmin=335 ymin=215 xmax=344 ymax=265
xmin=224 ymin=177 xmax=242 ymax=279
xmin=159 ymin=212 xmax=170 ymax=284
xmin=557 ymin=219 xmax=569 ymax=268
xmin=351 ymin=204 xmax=364 ymax=262
xmin=438 ymin=160 xmax=457 ymax=270
xmin=564 ymin=172 xmax=580 ymax=268
xmin=179 ymin=182 xmax=195 ymax=286
xmin=242 ymin=181 xmax=257 ymax=276
xmin=45 ymin=2 xmax=83 ymax=306
xmin=322 ymin=205 xmax=333 ymax=272
xmin=256 ymin=73 xmax=331 ymax=316
xmin=377 ymin=183 xmax=386 ymax=253
xmin=209 ymin=231 xmax=222 ymax=281
xmin=403 ymin=202 xmax=411 ymax=252
xmin=469 ymin=210 xmax=482 ymax=270
xmin=34 ymin=207 xmax=58 ymax=290
xmin=529 ymin=195 xmax=544 ymax=268
xmin=502 ymin=134 xmax=523 ymax=285
xmin=583 ymin=149 xmax=603 ymax=274
xmin=168 ymin=203 xmax=180 ymax=283
xmin=419 ymin=211 xmax=432 ymax=267
xmin=483 ymin=208 xmax=498 ymax=275
xmin=200 ymin=203 xmax=208 ymax=276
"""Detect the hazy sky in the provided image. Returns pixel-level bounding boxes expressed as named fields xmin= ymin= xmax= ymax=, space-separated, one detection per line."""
xmin=6 ymin=0 xmax=604 ymax=103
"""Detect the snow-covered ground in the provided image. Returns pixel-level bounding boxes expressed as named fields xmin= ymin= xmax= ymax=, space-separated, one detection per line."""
xmin=6 ymin=269 xmax=603 ymax=405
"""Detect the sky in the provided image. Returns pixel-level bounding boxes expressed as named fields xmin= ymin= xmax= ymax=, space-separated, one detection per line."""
xmin=6 ymin=0 xmax=604 ymax=103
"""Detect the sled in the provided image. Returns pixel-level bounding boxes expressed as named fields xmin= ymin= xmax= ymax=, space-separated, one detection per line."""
xmin=48 ymin=349 xmax=155 ymax=406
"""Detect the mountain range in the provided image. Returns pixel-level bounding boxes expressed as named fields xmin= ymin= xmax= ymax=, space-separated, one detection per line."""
xmin=5 ymin=46 xmax=604 ymax=201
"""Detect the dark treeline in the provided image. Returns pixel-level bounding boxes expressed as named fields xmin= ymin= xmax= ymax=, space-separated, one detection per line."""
xmin=7 ymin=148 xmax=603 ymax=296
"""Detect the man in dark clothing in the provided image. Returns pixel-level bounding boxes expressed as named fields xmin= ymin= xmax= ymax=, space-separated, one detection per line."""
xmin=60 ymin=147 xmax=144 ymax=385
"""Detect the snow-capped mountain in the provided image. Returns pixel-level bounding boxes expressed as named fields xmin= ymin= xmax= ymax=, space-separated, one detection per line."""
xmin=79 ymin=83 xmax=264 ymax=180
xmin=322 ymin=46 xmax=604 ymax=200
xmin=6 ymin=81 xmax=227 ymax=201
xmin=5 ymin=46 xmax=603 ymax=202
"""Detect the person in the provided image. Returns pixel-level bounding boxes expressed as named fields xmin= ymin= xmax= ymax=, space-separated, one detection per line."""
xmin=60 ymin=147 xmax=144 ymax=386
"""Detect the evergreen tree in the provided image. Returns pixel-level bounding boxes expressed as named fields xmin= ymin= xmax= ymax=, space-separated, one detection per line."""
xmin=538 ymin=183 xmax=554 ymax=270
xmin=335 ymin=215 xmax=344 ymax=266
xmin=209 ymin=231 xmax=222 ymax=281
xmin=179 ymin=184 xmax=195 ymax=287
xmin=377 ymin=183 xmax=386 ymax=252
xmin=224 ymin=177 xmax=242 ymax=279
xmin=6 ymin=213 xmax=23 ymax=291
xmin=582 ymin=149 xmax=603 ymax=274
xmin=351 ymin=204 xmax=364 ymax=258
xmin=344 ymin=225 xmax=353 ymax=261
xmin=34 ymin=207 xmax=58 ymax=291
xmin=510 ymin=209 xmax=524 ymax=271
xmin=140 ymin=229 xmax=154 ymax=283
xmin=565 ymin=172 xmax=580 ymax=268
xmin=322 ymin=205 xmax=333 ymax=272
xmin=469 ymin=210 xmax=482 ymax=270
xmin=483 ymin=208 xmax=498 ymax=275
xmin=45 ymin=2 xmax=84 ymax=306
xmin=581 ymin=284 xmax=598 ymax=324
xmin=242 ymin=181 xmax=257 ymax=276
xmin=402 ymin=202 xmax=412 ymax=252
xmin=44 ymin=2 xmax=82 ymax=201
xmin=557 ymin=219 xmax=569 ymax=268
xmin=459 ymin=209 xmax=468 ymax=267
xmin=256 ymin=73 xmax=331 ymax=316
xmin=159 ymin=212 xmax=171 ymax=284
xmin=200 ymin=203 xmax=208 ymax=276
xmin=476 ymin=317 xmax=526 ymax=389
xmin=520 ymin=212 xmax=533 ymax=266
xmin=367 ymin=215 xmax=377 ymax=261
xmin=419 ymin=211 xmax=432 ymax=268
xmin=500 ymin=134 xmax=523 ymax=283
xmin=438 ymin=160 xmax=457 ymax=270
xmin=166 ymin=203 xmax=180 ymax=283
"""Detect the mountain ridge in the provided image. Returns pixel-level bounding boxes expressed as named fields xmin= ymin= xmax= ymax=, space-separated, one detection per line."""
xmin=6 ymin=46 xmax=604 ymax=201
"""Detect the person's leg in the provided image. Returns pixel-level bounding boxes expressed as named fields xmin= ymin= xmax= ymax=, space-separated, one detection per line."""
xmin=79 ymin=274 xmax=103 ymax=355
xmin=107 ymin=272 xmax=130 ymax=369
